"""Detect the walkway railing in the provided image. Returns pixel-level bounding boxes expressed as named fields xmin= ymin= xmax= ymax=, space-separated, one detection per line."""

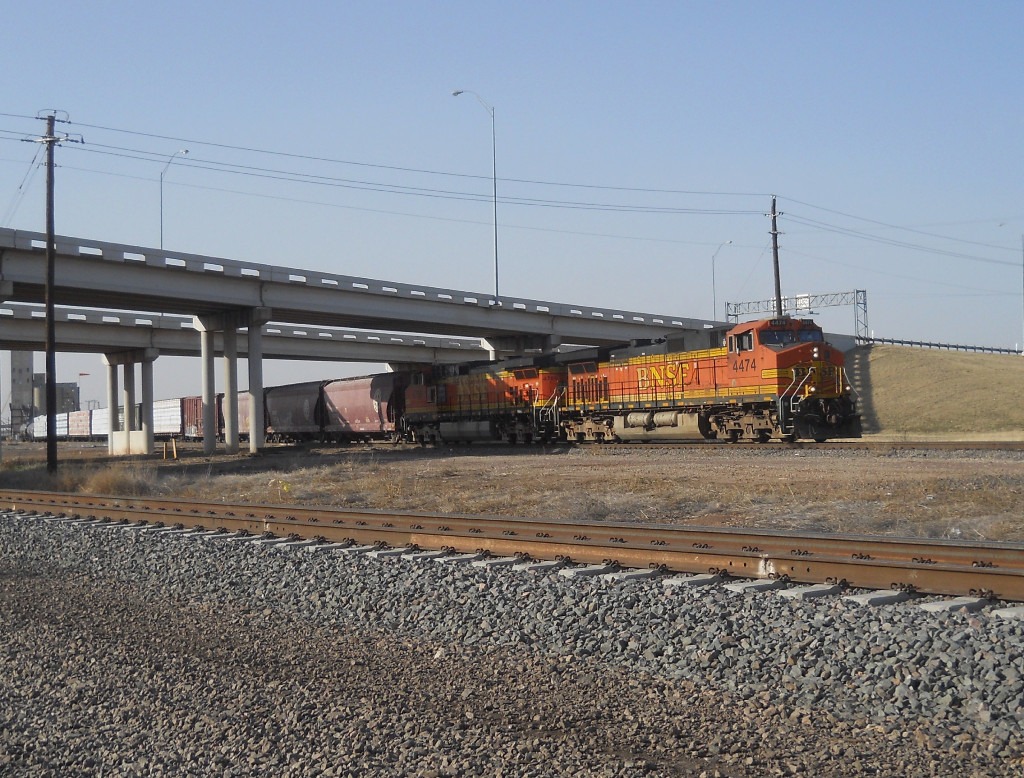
xmin=856 ymin=335 xmax=1022 ymax=356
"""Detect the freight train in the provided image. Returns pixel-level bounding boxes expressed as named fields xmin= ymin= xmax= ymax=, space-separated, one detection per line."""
xmin=28 ymin=317 xmax=861 ymax=445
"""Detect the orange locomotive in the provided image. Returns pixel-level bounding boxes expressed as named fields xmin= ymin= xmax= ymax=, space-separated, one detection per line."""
xmin=402 ymin=317 xmax=860 ymax=444
xmin=560 ymin=317 xmax=860 ymax=443
xmin=403 ymin=363 xmax=564 ymax=444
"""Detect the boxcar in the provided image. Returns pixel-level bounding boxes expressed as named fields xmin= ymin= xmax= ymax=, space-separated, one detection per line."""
xmin=91 ymin=408 xmax=108 ymax=437
xmin=68 ymin=410 xmax=92 ymax=439
xmin=153 ymin=398 xmax=185 ymax=437
xmin=182 ymin=395 xmax=223 ymax=440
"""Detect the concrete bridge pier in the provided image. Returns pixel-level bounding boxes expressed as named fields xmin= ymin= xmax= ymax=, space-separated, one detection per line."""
xmin=199 ymin=327 xmax=216 ymax=455
xmin=195 ymin=307 xmax=271 ymax=456
xmin=102 ymin=348 xmax=158 ymax=455
xmin=247 ymin=322 xmax=265 ymax=454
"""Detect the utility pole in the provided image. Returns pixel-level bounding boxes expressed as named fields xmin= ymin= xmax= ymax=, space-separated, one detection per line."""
xmin=32 ymin=111 xmax=81 ymax=473
xmin=43 ymin=114 xmax=58 ymax=473
xmin=770 ymin=195 xmax=783 ymax=318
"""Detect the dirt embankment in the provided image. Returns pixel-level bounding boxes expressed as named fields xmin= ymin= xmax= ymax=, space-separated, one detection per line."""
xmin=846 ymin=345 xmax=1024 ymax=441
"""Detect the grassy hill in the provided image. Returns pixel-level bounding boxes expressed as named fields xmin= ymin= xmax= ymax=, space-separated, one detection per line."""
xmin=845 ymin=345 xmax=1024 ymax=440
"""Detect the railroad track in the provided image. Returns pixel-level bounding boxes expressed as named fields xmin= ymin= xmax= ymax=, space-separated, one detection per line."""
xmin=2 ymin=488 xmax=1023 ymax=602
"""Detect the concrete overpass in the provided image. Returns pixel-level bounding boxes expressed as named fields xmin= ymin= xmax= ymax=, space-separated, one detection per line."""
xmin=0 ymin=227 xmax=721 ymax=456
xmin=0 ymin=228 xmax=716 ymax=348
xmin=0 ymin=303 xmax=489 ymax=363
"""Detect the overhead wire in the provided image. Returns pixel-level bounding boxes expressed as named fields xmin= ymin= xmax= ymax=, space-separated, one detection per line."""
xmin=64 ymin=140 xmax=763 ymax=215
xmin=62 ymin=117 xmax=771 ymax=198
xmin=783 ymin=248 xmax=1012 ymax=296
xmin=780 ymin=195 xmax=1016 ymax=252
xmin=784 ymin=213 xmax=1019 ymax=267
xmin=1 ymin=143 xmax=43 ymax=225
xmin=0 ymin=116 xmax=1016 ymax=274
xmin=54 ymin=159 xmax=736 ymax=247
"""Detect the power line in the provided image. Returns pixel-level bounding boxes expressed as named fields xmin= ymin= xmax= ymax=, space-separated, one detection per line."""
xmin=63 ymin=142 xmax=762 ymax=216
xmin=53 ymin=159 xmax=752 ymax=247
xmin=1 ymin=144 xmax=42 ymax=225
xmin=784 ymin=212 xmax=1019 ymax=267
xmin=63 ymin=118 xmax=770 ymax=197
xmin=781 ymin=196 xmax=1016 ymax=252
xmin=783 ymin=248 xmax=1010 ymax=295
xmin=0 ymin=115 xmax=1017 ymax=268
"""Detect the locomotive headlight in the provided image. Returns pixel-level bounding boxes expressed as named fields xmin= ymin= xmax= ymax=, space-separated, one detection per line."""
xmin=808 ymin=386 xmax=817 ymax=393
xmin=812 ymin=347 xmax=820 ymax=359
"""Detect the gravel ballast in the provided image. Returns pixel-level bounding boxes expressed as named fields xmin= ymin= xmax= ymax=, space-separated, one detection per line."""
xmin=1 ymin=512 xmax=1022 ymax=776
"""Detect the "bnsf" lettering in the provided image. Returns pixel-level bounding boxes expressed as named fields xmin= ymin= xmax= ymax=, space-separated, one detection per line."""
xmin=637 ymin=362 xmax=686 ymax=390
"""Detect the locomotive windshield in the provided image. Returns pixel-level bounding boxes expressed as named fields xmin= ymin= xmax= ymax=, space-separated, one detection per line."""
xmin=759 ymin=329 xmax=824 ymax=346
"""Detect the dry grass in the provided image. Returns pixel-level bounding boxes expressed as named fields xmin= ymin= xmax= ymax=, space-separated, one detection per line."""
xmin=2 ymin=442 xmax=1022 ymax=541
xmin=147 ymin=445 xmax=1024 ymax=542
xmin=856 ymin=345 xmax=1024 ymax=439
xmin=1 ymin=345 xmax=1022 ymax=541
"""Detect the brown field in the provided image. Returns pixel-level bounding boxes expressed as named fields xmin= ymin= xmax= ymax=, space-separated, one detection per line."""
xmin=2 ymin=344 xmax=1023 ymax=541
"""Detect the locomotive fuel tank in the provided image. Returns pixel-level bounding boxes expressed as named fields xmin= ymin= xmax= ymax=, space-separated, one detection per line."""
xmin=612 ymin=411 xmax=712 ymax=440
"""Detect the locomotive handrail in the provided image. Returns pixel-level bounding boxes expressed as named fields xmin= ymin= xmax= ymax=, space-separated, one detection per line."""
xmin=777 ymin=367 xmax=814 ymax=436
xmin=840 ymin=366 xmax=857 ymax=399
xmin=535 ymin=386 xmax=565 ymax=428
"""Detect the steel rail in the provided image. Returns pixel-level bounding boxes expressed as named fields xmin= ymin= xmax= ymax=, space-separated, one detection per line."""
xmin=3 ymin=488 xmax=1023 ymax=601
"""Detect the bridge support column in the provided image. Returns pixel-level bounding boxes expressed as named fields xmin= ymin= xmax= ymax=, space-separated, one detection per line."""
xmin=223 ymin=327 xmax=238 ymax=455
xmin=105 ymin=360 xmax=118 ymax=455
xmin=103 ymin=348 xmax=158 ymax=455
xmin=141 ymin=357 xmax=155 ymax=455
xmin=247 ymin=323 xmax=265 ymax=454
xmin=200 ymin=328 xmax=216 ymax=456
xmin=122 ymin=363 xmax=136 ymax=433
xmin=195 ymin=307 xmax=271 ymax=456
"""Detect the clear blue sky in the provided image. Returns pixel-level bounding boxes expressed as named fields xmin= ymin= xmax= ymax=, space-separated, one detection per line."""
xmin=2 ymin=1 xmax=1022 ymax=407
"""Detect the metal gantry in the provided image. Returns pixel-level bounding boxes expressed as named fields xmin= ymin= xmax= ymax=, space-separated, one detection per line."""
xmin=727 ymin=289 xmax=869 ymax=341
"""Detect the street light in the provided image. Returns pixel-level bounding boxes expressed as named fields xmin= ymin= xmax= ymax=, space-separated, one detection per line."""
xmin=159 ymin=149 xmax=188 ymax=249
xmin=452 ymin=89 xmax=499 ymax=304
xmin=711 ymin=240 xmax=733 ymax=320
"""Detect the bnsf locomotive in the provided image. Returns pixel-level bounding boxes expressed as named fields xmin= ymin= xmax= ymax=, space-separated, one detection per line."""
xmin=402 ymin=316 xmax=860 ymax=444
xmin=30 ymin=317 xmax=860 ymax=445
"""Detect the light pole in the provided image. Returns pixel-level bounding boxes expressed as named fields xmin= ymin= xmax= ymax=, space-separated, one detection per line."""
xmin=711 ymin=240 xmax=732 ymax=321
xmin=159 ymin=149 xmax=188 ymax=249
xmin=452 ymin=89 xmax=499 ymax=304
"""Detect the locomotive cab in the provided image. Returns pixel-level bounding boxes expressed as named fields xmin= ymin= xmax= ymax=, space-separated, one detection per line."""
xmin=723 ymin=317 xmax=860 ymax=441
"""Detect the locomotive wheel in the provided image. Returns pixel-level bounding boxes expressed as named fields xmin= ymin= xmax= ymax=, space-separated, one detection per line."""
xmin=727 ymin=430 xmax=740 ymax=444
xmin=756 ymin=430 xmax=772 ymax=444
xmin=805 ymin=421 xmax=827 ymax=443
